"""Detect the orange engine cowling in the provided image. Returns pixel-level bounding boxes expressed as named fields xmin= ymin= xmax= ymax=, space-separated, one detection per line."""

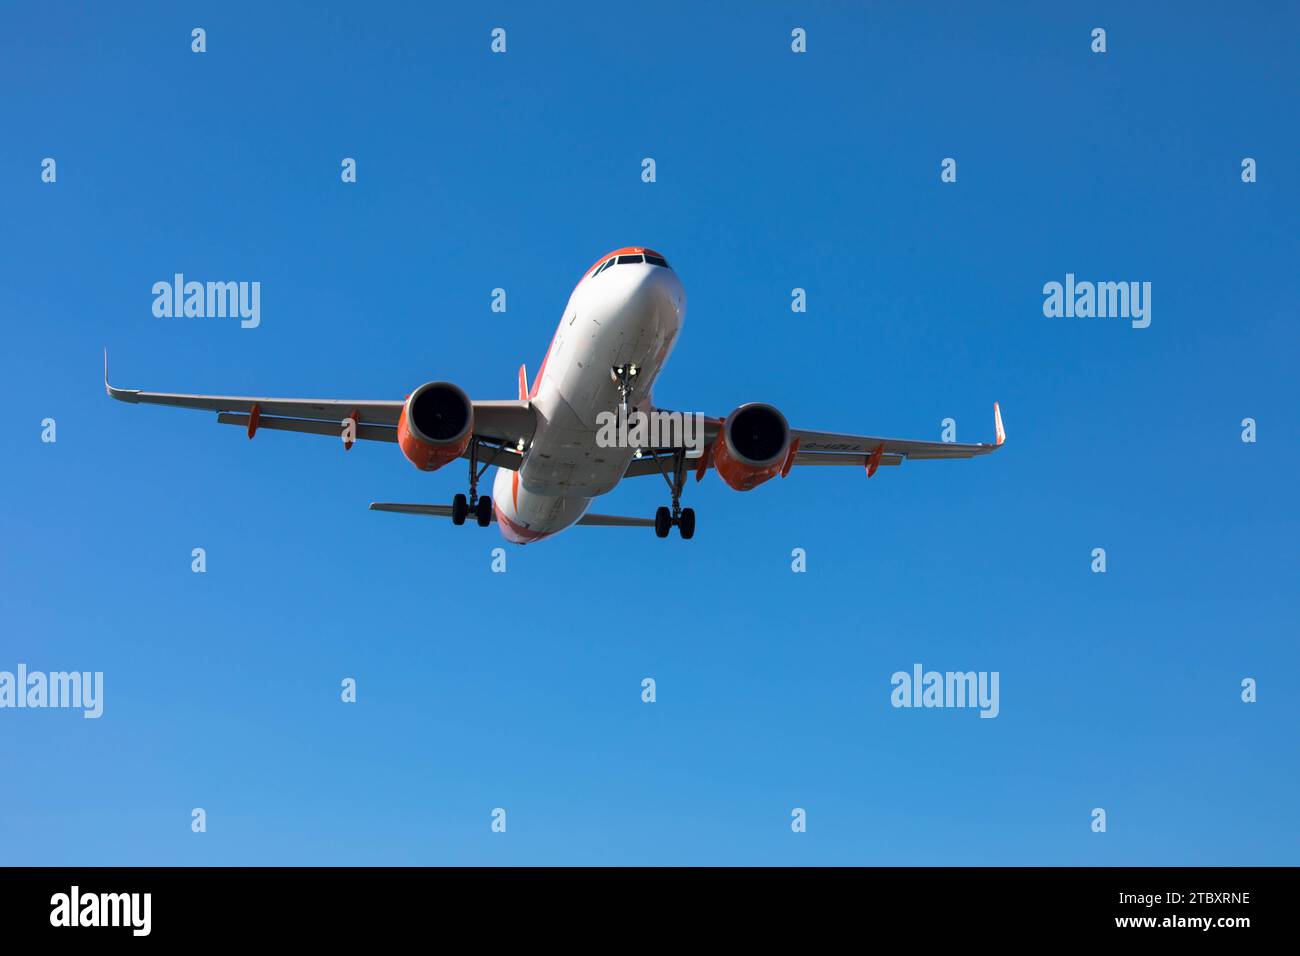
xmin=713 ymin=403 xmax=791 ymax=491
xmin=397 ymin=381 xmax=474 ymax=471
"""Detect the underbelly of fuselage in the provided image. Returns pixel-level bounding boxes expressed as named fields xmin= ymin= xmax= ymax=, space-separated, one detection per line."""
xmin=491 ymin=258 xmax=685 ymax=544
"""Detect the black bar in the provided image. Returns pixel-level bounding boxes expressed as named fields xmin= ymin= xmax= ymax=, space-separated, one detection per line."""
xmin=0 ymin=866 xmax=1285 ymax=942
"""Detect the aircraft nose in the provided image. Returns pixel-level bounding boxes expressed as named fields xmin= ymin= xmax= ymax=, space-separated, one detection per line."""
xmin=625 ymin=263 xmax=685 ymax=319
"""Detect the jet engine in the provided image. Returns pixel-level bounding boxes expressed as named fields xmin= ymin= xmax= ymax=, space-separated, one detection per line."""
xmin=713 ymin=403 xmax=791 ymax=491
xmin=397 ymin=381 xmax=473 ymax=471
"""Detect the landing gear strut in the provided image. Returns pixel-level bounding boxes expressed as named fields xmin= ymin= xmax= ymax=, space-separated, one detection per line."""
xmin=650 ymin=447 xmax=696 ymax=540
xmin=611 ymin=364 xmax=638 ymax=419
xmin=452 ymin=437 xmax=501 ymax=528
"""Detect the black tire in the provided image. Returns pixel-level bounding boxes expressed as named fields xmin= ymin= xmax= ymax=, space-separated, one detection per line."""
xmin=475 ymin=495 xmax=492 ymax=527
xmin=451 ymin=493 xmax=468 ymax=526
xmin=654 ymin=506 xmax=671 ymax=538
xmin=678 ymin=507 xmax=696 ymax=540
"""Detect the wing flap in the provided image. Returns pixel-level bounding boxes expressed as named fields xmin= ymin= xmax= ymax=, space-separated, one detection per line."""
xmin=791 ymin=451 xmax=903 ymax=467
xmin=217 ymin=413 xmax=398 ymax=443
xmin=220 ymin=414 xmax=524 ymax=469
xmin=793 ymin=431 xmax=997 ymax=459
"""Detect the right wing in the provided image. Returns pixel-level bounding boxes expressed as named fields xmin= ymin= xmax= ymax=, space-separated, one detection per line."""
xmin=105 ymin=352 xmax=536 ymax=467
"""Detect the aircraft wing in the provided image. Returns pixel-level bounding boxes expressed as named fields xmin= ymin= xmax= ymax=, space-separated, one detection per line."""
xmin=370 ymin=503 xmax=655 ymax=527
xmin=626 ymin=403 xmax=1004 ymax=478
xmin=787 ymin=401 xmax=1005 ymax=462
xmin=104 ymin=353 xmax=536 ymax=467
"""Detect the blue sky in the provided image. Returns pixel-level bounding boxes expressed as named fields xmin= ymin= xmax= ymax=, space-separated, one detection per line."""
xmin=2 ymin=1 xmax=1297 ymax=865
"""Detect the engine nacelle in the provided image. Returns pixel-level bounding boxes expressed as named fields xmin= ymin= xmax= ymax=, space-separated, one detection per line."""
xmin=398 ymin=381 xmax=473 ymax=472
xmin=714 ymin=403 xmax=791 ymax=491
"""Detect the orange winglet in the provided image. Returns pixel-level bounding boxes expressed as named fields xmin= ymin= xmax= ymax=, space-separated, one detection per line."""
xmin=993 ymin=402 xmax=1005 ymax=446
xmin=247 ymin=403 xmax=261 ymax=440
xmin=780 ymin=437 xmax=800 ymax=478
xmin=866 ymin=441 xmax=885 ymax=478
xmin=344 ymin=408 xmax=360 ymax=451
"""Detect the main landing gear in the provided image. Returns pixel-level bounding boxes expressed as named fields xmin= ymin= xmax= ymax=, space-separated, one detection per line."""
xmin=451 ymin=493 xmax=491 ymax=527
xmin=612 ymin=365 xmax=694 ymax=539
xmin=451 ymin=438 xmax=500 ymax=528
xmin=650 ymin=447 xmax=696 ymax=540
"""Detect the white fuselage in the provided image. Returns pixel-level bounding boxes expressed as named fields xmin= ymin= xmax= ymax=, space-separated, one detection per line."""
xmin=492 ymin=254 xmax=686 ymax=543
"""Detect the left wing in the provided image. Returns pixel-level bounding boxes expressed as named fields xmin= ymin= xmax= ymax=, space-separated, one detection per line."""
xmin=788 ymin=401 xmax=1005 ymax=462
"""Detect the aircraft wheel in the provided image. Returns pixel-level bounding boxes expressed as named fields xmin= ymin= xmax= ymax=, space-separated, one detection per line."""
xmin=475 ymin=496 xmax=492 ymax=527
xmin=654 ymin=506 xmax=671 ymax=538
xmin=678 ymin=508 xmax=696 ymax=540
xmin=451 ymin=493 xmax=468 ymax=526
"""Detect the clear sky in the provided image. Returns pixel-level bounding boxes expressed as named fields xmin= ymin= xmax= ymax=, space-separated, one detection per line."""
xmin=2 ymin=1 xmax=1297 ymax=865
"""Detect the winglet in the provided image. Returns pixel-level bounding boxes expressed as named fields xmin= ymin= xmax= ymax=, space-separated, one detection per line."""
xmin=103 ymin=349 xmax=140 ymax=403
xmin=993 ymin=402 xmax=1005 ymax=446
xmin=517 ymin=364 xmax=528 ymax=401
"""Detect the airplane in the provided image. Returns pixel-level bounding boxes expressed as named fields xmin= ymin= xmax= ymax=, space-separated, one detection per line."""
xmin=106 ymin=247 xmax=1005 ymax=544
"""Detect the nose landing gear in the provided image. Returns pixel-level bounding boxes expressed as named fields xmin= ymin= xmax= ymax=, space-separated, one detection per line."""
xmin=610 ymin=364 xmax=639 ymax=419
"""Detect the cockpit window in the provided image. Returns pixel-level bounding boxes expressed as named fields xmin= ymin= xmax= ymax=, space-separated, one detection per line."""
xmin=591 ymin=251 xmax=672 ymax=278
